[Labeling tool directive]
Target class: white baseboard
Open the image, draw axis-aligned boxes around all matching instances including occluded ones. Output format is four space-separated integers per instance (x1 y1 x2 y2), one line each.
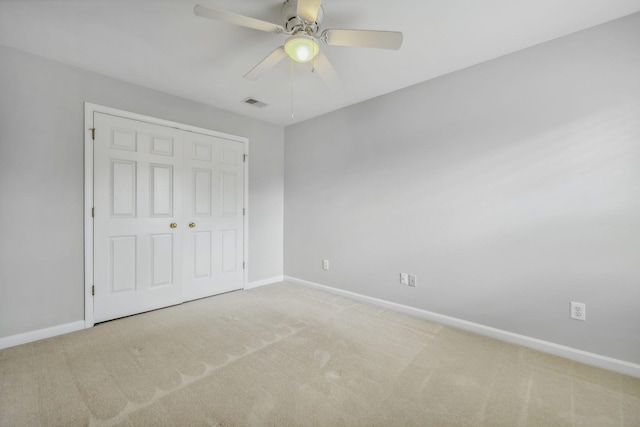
245 275 284 290
284 276 640 378
0 321 85 350
0 276 284 350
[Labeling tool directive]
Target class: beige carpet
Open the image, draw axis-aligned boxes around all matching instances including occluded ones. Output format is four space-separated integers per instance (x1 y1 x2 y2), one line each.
1 282 639 426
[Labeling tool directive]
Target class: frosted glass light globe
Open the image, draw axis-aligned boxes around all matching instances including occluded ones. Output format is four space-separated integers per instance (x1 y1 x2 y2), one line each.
284 35 320 63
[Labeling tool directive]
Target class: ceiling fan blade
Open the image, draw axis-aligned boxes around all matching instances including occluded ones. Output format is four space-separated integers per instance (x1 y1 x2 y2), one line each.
311 51 341 90
244 46 288 80
322 29 403 50
297 0 322 23
194 4 284 33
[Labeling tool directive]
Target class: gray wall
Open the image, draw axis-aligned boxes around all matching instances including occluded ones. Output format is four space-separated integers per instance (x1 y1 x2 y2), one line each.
0 45 284 338
285 13 640 364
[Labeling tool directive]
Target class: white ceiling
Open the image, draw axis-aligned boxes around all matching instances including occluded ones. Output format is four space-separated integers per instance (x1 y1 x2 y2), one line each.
1 0 639 126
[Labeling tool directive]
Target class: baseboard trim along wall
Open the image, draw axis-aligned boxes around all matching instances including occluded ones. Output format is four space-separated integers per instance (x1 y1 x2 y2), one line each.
283 276 640 378
245 276 285 290
0 276 284 350
3 279 637 378
0 321 85 350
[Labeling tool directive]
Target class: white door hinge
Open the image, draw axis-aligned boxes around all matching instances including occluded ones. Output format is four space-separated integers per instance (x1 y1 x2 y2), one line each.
243 154 248 162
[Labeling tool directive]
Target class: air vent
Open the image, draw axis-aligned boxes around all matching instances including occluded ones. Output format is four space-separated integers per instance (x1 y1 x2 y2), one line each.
242 97 268 108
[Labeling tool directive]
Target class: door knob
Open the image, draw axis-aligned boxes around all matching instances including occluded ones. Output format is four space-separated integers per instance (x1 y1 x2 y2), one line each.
189 222 196 228
170 222 177 229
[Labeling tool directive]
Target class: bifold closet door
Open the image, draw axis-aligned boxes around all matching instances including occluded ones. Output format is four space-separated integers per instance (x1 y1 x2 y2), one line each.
93 112 244 323
93 113 184 323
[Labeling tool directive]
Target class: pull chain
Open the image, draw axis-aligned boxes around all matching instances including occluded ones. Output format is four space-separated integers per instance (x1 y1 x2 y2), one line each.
290 59 295 119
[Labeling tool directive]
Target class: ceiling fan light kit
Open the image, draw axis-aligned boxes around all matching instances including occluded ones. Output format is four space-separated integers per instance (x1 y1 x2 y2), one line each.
284 34 319 63
194 0 403 81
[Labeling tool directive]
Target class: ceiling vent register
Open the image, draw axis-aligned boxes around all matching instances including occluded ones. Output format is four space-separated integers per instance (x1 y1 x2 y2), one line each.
242 97 268 107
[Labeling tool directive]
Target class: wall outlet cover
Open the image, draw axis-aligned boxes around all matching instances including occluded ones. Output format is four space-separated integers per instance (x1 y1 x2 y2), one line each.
409 275 416 287
400 273 409 285
570 301 586 321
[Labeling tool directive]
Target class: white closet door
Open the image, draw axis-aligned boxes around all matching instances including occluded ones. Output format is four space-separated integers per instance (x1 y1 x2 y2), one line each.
182 133 245 301
93 113 184 323
93 111 245 323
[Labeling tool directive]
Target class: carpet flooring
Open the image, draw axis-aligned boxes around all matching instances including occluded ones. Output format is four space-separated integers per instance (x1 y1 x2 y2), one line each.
1 282 639 426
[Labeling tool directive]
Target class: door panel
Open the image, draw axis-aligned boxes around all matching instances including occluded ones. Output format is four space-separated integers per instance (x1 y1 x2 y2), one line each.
110 160 136 217
151 234 173 286
149 164 174 217
150 136 174 156
193 231 212 278
221 230 237 273
221 171 238 216
109 235 136 293
110 128 137 151
193 169 212 216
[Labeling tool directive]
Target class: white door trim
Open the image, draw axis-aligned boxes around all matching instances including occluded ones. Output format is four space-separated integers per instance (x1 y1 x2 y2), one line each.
84 103 249 328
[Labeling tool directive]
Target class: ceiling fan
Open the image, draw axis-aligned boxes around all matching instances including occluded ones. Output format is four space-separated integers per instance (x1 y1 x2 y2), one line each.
194 0 403 83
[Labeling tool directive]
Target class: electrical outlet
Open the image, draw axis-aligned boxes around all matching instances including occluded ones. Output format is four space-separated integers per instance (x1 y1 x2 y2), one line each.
322 260 329 270
570 301 586 321
409 275 417 287
400 273 409 285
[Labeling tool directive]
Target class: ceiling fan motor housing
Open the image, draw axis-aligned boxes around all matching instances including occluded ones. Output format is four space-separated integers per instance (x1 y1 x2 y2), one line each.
281 0 324 35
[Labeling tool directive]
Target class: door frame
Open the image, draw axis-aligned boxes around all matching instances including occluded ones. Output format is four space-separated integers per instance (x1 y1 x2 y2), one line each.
83 103 249 328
